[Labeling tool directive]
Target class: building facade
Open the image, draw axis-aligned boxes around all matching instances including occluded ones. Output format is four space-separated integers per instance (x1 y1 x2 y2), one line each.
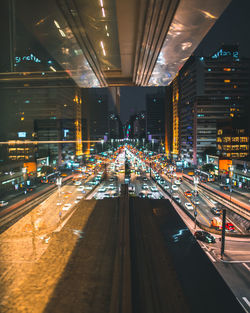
176 45 250 165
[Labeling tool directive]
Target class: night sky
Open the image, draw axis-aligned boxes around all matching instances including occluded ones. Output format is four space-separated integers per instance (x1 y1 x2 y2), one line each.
119 0 250 124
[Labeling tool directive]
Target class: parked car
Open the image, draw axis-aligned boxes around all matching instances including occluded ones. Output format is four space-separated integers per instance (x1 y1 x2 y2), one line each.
194 231 216 243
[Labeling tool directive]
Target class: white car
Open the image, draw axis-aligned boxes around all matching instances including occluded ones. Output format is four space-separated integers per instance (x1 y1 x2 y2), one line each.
76 195 83 200
150 186 158 192
74 181 81 185
185 202 193 210
77 186 84 191
174 180 181 185
164 185 170 189
62 203 72 211
98 187 106 192
0 200 8 207
172 185 178 191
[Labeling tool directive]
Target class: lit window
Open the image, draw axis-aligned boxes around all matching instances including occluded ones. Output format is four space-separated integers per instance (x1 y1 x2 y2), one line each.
217 129 223 135
21 117 24 121
224 79 231 83
233 85 237 88
223 68 231 71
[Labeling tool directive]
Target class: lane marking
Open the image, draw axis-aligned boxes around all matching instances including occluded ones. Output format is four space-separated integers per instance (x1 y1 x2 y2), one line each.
242 297 250 308
205 251 216 262
243 263 250 271
237 298 249 313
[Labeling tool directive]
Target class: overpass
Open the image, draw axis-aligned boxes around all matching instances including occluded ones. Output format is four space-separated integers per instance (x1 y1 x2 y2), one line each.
8 0 231 87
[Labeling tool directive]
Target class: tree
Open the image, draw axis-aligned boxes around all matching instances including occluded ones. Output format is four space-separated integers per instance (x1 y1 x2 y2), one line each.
41 165 54 175
201 163 215 172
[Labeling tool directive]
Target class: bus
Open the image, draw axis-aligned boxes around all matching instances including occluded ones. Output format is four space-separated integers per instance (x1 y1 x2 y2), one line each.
195 169 215 182
41 172 59 183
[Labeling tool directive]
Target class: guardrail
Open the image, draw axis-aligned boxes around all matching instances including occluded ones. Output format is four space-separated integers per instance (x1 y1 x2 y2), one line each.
0 175 73 218
182 174 250 221
151 176 250 237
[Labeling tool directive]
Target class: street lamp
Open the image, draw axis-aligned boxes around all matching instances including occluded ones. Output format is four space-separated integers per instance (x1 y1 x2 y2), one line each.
229 165 234 202
193 175 199 228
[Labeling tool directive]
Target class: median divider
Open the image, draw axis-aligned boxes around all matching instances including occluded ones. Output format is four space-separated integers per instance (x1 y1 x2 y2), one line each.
109 184 132 313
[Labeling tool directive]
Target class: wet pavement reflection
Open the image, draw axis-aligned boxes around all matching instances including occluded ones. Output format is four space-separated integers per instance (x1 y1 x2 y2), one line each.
0 185 96 312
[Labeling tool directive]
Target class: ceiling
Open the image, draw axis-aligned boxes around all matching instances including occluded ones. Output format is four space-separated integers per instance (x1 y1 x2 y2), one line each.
14 0 231 87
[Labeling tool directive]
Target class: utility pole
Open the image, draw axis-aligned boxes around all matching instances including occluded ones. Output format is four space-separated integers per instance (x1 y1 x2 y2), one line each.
221 209 226 259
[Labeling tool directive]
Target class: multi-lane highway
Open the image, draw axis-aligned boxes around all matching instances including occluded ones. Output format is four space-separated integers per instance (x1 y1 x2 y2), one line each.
0 147 249 312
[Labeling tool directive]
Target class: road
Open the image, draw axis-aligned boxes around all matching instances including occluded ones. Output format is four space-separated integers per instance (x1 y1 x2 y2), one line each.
0 148 249 312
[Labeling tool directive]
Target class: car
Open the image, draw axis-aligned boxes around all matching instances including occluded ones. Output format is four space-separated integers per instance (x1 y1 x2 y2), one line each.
150 186 158 192
98 187 106 192
139 192 146 198
62 203 71 211
74 181 81 186
219 184 230 191
184 191 192 197
185 202 193 210
194 231 215 243
192 197 200 205
142 184 148 190
76 195 83 200
210 207 221 216
172 185 178 191
146 193 153 199
0 200 8 207
174 180 181 185
175 197 181 203
77 186 84 191
164 185 170 190
225 222 235 232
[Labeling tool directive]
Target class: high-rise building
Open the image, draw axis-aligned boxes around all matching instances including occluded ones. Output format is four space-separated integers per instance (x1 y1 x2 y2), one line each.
82 89 109 141
0 78 80 165
216 118 249 159
176 45 250 165
146 94 165 142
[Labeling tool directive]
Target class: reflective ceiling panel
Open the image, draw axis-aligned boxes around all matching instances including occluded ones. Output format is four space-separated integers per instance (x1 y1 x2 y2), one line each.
15 0 101 87
148 0 231 86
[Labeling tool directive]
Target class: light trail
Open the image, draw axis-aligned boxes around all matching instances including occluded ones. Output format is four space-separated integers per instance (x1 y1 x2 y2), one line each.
0 140 102 145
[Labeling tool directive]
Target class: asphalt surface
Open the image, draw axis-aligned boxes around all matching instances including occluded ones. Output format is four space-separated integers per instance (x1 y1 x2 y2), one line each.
0 149 249 312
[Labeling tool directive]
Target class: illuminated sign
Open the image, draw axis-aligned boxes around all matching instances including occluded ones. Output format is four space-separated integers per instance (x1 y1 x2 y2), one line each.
15 53 41 64
211 49 239 59
18 132 26 138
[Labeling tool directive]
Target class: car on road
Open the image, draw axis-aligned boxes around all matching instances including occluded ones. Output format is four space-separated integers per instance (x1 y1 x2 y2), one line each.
184 191 192 197
191 197 200 205
210 207 221 216
173 194 181 203
142 184 148 190
77 186 85 191
0 200 8 207
194 231 215 243
225 222 235 232
164 184 170 190
174 180 181 185
98 187 106 192
62 203 71 211
185 202 193 210
172 185 178 191
151 186 158 192
219 184 230 191
139 192 146 198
